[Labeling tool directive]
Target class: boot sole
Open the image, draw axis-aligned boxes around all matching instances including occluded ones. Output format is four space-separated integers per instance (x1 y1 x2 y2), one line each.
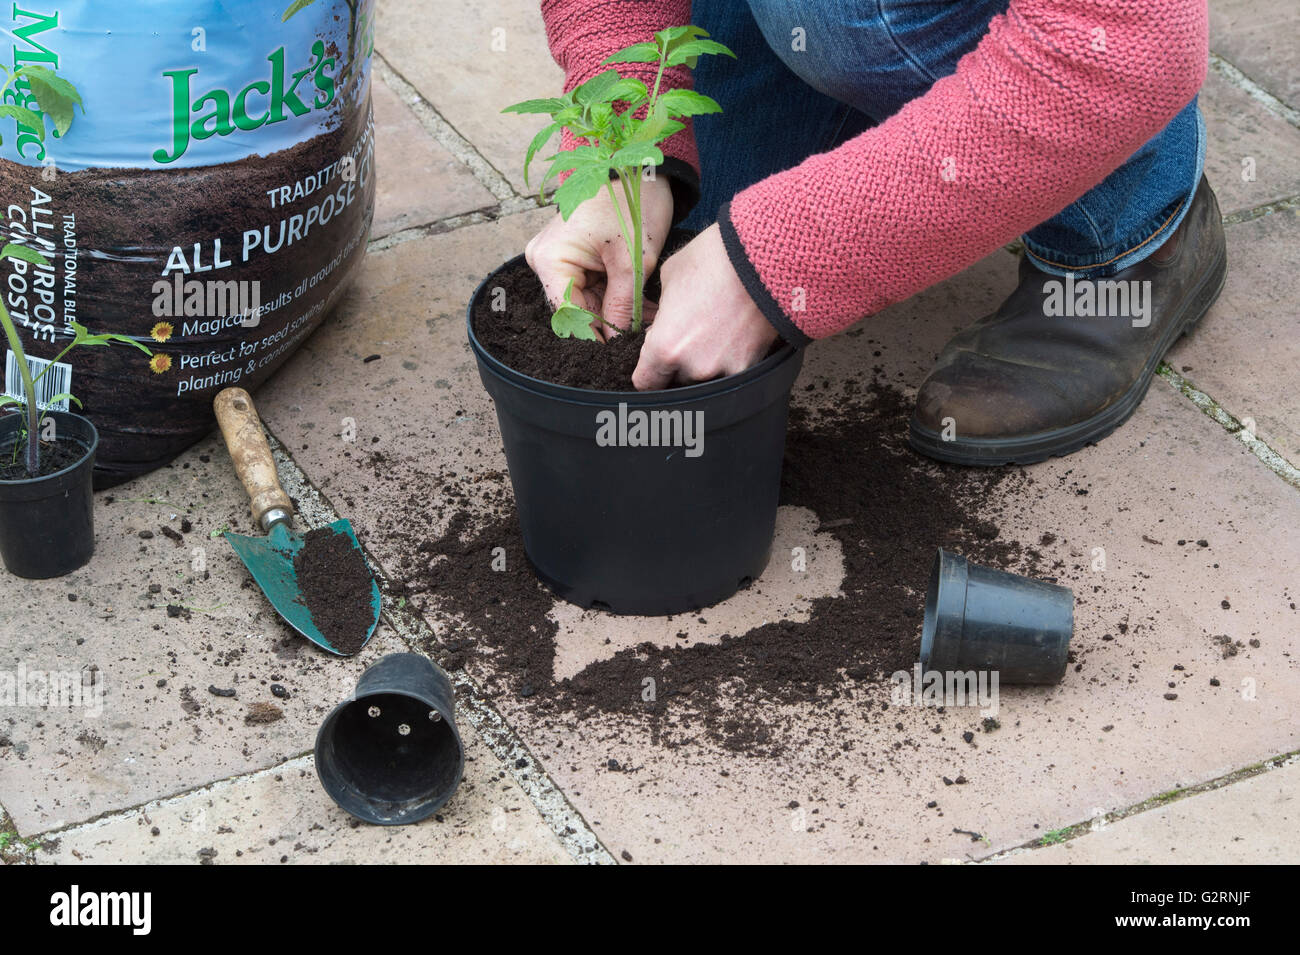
908 239 1228 467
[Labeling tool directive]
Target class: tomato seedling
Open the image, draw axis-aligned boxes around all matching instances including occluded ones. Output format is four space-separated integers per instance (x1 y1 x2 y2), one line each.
504 25 734 341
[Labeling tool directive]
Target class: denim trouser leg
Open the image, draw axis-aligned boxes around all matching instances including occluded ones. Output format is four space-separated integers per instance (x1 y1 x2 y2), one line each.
682 0 874 234
686 0 1205 279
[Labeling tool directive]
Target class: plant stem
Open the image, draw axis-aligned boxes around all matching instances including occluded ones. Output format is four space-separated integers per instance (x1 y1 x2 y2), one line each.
0 302 38 475
650 43 668 103
609 171 647 333
605 179 635 271
628 170 645 333
30 336 76 390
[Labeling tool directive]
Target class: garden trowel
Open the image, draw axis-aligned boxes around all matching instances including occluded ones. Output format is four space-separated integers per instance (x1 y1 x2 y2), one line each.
213 387 380 656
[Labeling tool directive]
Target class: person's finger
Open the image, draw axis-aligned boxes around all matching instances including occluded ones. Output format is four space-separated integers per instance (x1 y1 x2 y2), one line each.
632 323 679 391
536 256 589 313
598 254 637 333
527 236 600 312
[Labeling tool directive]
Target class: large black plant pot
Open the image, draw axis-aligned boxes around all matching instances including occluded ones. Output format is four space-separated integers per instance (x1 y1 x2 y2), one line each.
468 254 804 615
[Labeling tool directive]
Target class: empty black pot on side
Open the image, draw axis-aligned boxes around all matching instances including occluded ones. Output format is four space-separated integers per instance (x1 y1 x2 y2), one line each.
315 653 464 826
921 549 1074 684
0 411 98 579
467 254 805 616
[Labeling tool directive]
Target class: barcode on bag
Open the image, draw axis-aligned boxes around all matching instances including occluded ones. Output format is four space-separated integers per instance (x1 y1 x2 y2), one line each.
4 350 73 412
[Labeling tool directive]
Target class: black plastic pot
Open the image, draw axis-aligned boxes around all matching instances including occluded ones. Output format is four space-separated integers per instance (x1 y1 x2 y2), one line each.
467 254 804 615
0 411 98 579
315 653 464 826
921 549 1074 684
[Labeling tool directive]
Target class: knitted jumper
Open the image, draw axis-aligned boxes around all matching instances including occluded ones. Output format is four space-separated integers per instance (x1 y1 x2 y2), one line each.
540 0 1208 344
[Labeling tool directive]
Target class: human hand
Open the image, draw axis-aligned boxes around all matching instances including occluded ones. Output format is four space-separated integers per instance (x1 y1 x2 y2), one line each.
632 224 779 389
524 174 674 338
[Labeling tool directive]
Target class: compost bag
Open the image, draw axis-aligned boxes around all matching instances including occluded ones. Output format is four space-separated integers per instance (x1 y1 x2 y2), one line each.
1 0 376 486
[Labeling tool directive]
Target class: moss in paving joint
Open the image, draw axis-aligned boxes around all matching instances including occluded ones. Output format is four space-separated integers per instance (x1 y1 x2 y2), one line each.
1221 193 1300 226
1008 749 1300 857
1157 363 1300 492
1039 828 1071 846
1208 51 1300 131
0 808 43 864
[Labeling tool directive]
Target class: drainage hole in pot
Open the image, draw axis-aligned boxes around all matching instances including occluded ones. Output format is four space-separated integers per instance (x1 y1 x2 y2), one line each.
397 723 411 736
428 710 442 723
367 705 381 718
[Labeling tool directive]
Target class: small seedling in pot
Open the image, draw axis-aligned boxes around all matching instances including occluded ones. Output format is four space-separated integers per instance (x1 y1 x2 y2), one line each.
1 245 152 476
504 25 734 340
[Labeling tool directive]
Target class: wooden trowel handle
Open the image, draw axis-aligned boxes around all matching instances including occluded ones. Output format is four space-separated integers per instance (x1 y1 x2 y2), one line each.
214 387 293 530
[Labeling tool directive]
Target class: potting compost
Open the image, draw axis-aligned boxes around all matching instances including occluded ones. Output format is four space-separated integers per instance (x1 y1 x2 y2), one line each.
293 525 378 656
0 1 376 487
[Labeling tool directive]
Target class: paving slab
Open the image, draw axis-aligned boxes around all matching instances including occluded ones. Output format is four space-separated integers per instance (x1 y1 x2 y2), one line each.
370 73 497 238
1168 208 1300 468
1201 70 1300 217
39 745 570 865
998 758 1300 864
0 428 528 841
251 209 1299 863
375 0 561 195
0 437 414 834
1210 0 1300 109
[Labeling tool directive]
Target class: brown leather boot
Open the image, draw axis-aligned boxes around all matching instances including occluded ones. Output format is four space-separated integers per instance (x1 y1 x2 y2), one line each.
909 176 1227 465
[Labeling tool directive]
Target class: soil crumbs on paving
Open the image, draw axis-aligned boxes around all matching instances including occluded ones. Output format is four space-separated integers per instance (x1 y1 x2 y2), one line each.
388 378 1046 756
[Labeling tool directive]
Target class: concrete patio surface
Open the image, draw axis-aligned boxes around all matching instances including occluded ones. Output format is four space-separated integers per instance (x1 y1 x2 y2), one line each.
2 0 1297 865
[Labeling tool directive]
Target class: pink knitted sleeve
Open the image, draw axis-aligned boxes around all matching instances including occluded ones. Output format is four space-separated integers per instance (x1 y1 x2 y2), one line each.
540 0 700 216
717 0 1209 344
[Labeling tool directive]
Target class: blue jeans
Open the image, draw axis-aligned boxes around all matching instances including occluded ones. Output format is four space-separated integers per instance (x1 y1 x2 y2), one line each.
682 0 1206 278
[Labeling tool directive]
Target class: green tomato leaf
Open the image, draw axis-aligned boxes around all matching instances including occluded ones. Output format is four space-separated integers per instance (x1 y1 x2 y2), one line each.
541 145 610 186
551 279 601 341
605 78 649 106
0 395 19 409
574 70 622 106
589 101 615 132
18 65 83 137
654 26 700 50
610 143 663 168
551 304 601 341
0 104 44 140
41 392 82 409
551 164 613 220
282 0 317 21
603 42 660 65
502 97 569 116
78 331 153 355
523 122 560 188
665 38 736 68
1 243 50 267
658 89 723 118
629 99 685 146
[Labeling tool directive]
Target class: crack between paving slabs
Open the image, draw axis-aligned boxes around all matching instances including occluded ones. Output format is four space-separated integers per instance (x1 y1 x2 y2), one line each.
1156 364 1300 492
978 749 1300 862
373 53 520 202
